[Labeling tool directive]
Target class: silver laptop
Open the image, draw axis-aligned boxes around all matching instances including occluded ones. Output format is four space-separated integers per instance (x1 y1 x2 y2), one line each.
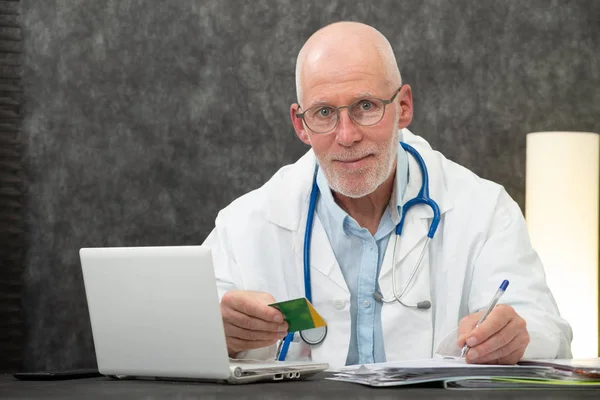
79 245 328 384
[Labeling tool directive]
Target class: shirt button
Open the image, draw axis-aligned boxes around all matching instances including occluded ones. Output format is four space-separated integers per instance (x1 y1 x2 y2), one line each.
333 299 346 310
362 300 371 308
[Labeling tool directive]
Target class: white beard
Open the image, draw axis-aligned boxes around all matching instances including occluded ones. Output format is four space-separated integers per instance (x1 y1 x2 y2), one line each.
319 128 399 199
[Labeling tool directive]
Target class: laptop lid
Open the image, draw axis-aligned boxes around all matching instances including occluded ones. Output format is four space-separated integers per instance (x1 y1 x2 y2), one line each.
80 245 231 380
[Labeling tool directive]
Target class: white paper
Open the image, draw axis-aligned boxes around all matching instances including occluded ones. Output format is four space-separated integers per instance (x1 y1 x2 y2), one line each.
332 356 529 373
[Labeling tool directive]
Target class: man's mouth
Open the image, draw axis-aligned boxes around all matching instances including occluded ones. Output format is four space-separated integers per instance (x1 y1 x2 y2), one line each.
332 154 373 168
334 154 372 163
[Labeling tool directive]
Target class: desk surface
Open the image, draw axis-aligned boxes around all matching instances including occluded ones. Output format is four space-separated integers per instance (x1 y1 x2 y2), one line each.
1 373 599 399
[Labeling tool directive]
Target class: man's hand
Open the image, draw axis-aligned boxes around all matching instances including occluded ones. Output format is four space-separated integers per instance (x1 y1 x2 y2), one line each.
220 290 288 357
457 304 530 364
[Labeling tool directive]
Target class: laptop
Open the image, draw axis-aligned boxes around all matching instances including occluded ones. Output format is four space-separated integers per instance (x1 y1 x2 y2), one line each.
79 245 328 384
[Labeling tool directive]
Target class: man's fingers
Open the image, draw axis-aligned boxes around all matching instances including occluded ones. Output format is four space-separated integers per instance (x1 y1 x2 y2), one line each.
220 290 287 356
466 327 518 363
468 317 526 359
464 305 513 348
456 312 482 347
227 337 280 354
224 323 288 342
222 307 288 333
495 346 528 365
250 291 279 305
467 334 528 365
461 305 530 365
222 291 284 323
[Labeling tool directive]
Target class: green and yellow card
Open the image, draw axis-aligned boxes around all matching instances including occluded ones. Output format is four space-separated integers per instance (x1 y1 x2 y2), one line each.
269 297 327 332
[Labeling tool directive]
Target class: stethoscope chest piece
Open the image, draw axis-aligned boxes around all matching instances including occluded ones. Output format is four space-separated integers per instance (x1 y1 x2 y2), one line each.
299 326 327 346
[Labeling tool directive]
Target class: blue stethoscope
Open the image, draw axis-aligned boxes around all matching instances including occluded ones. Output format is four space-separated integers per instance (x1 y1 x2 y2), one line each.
277 141 441 361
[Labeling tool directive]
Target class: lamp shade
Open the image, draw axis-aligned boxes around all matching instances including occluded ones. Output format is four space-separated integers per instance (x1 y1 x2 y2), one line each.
525 131 599 358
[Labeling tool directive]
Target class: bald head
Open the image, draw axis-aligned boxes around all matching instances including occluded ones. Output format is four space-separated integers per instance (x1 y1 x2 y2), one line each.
295 22 402 105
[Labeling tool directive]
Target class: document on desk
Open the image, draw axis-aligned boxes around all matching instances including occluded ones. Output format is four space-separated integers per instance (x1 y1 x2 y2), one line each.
328 357 600 389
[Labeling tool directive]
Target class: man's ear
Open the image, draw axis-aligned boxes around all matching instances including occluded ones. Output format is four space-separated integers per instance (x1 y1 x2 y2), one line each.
290 103 311 145
396 84 414 129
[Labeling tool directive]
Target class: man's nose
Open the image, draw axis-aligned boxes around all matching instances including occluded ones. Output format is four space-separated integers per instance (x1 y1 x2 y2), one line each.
335 108 362 147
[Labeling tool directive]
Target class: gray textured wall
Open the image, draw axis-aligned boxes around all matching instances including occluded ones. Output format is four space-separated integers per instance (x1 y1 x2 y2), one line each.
21 0 600 370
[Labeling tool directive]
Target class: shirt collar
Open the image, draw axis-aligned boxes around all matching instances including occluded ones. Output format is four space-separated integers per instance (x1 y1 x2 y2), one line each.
316 140 409 235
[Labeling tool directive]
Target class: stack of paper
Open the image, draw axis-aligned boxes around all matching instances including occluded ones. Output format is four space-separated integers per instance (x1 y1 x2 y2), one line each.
328 358 600 389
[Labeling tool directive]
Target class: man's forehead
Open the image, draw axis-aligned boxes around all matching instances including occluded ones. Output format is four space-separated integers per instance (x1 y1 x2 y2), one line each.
300 67 389 105
302 64 384 98
303 42 384 73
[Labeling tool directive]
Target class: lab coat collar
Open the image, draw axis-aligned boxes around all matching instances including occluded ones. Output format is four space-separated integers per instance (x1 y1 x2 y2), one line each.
264 149 315 232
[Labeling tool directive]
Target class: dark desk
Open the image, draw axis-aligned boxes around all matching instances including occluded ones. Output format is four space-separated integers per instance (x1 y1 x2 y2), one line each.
1 374 599 400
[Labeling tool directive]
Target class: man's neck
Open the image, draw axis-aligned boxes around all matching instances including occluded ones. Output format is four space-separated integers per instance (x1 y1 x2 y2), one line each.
333 171 396 236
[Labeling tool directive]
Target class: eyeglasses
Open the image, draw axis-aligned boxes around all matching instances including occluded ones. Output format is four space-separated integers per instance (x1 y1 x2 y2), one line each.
296 87 401 134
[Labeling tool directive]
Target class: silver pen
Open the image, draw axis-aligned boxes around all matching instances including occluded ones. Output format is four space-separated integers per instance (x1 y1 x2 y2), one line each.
460 279 510 358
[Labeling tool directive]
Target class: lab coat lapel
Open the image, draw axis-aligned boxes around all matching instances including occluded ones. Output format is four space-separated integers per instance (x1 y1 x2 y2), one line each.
380 232 435 359
379 217 429 281
301 215 349 293
377 142 436 358
270 150 347 293
379 129 454 280
379 149 430 281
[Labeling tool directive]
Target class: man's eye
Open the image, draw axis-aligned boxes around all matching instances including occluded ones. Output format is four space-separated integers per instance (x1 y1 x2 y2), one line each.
317 108 333 117
359 100 373 110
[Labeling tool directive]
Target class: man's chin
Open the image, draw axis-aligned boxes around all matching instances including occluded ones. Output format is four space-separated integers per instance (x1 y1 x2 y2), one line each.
330 164 370 177
336 188 373 199
330 178 378 199
334 185 378 199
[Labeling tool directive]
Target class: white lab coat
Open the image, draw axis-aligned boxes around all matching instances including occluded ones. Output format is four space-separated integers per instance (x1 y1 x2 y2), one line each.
203 129 572 369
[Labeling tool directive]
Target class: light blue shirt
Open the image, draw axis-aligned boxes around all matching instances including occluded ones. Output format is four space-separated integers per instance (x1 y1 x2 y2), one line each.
315 142 409 365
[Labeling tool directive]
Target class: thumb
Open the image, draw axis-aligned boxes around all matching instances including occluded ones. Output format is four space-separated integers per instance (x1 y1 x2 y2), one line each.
456 312 482 347
250 291 277 305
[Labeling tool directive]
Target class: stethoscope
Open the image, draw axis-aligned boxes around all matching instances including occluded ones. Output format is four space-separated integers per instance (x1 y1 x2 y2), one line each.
277 141 441 361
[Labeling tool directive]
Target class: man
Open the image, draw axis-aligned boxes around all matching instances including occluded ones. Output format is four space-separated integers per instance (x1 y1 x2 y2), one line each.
203 22 572 368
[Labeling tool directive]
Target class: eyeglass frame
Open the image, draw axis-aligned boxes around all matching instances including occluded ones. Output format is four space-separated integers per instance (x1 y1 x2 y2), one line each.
295 87 403 134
